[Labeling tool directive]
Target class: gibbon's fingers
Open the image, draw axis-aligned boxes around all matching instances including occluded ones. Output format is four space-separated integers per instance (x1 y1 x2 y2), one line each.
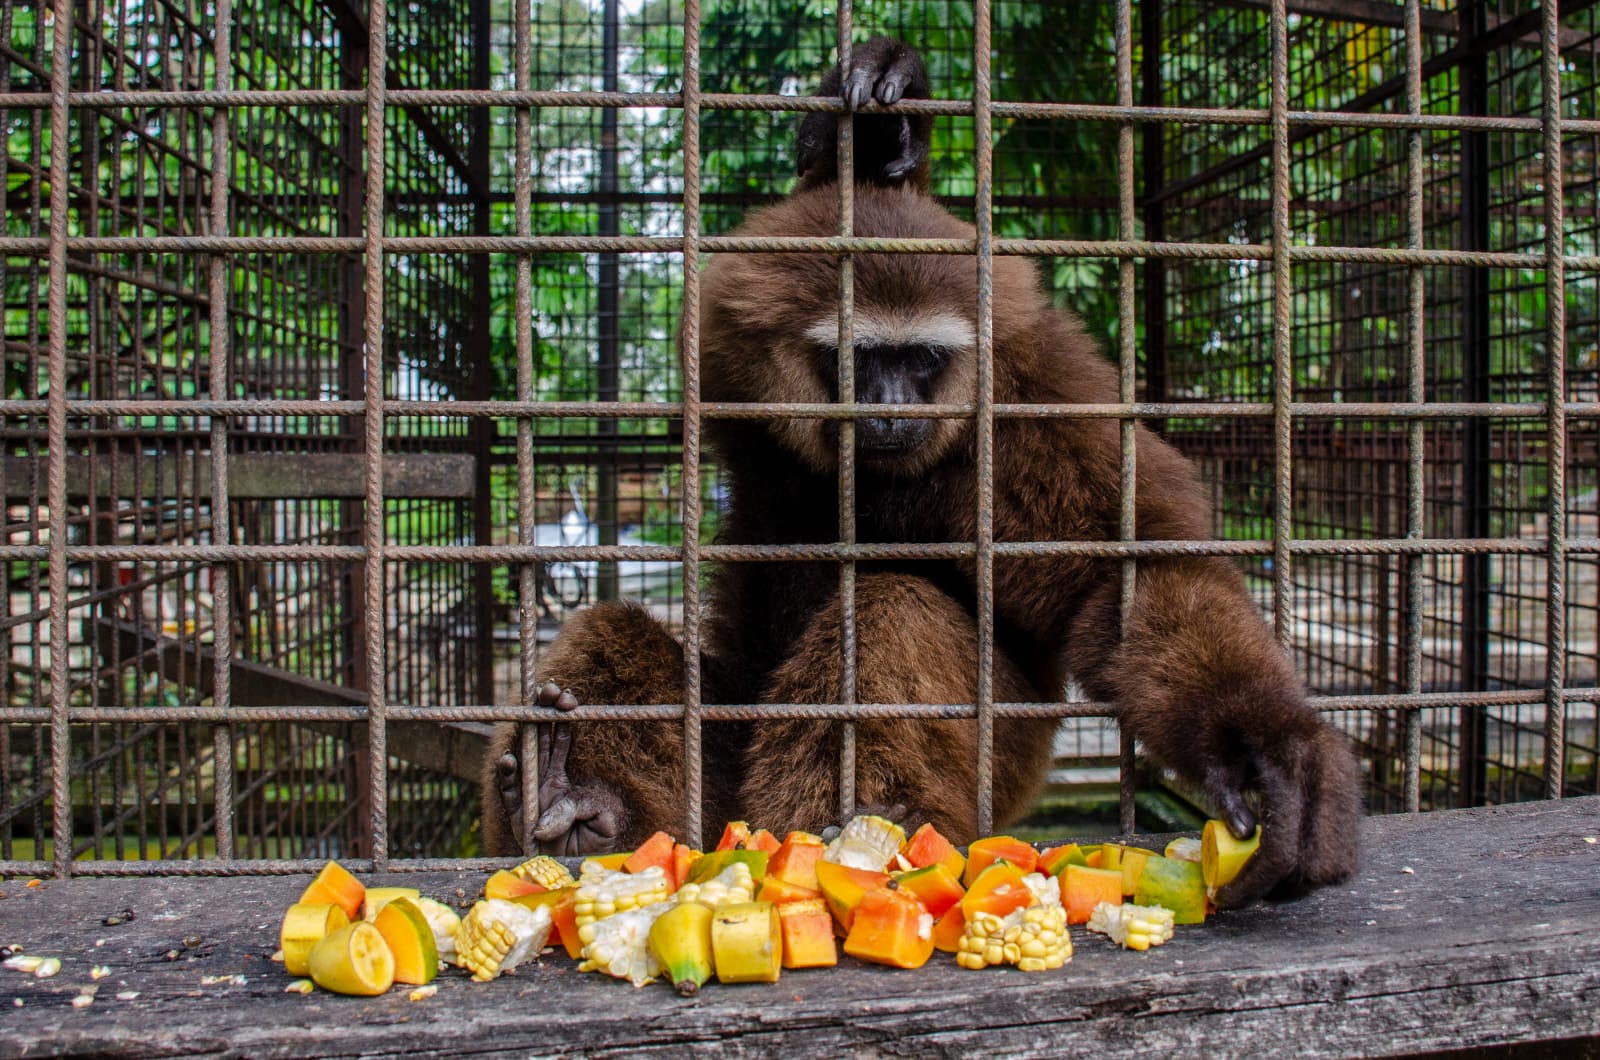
841 64 875 111
495 752 527 854
533 796 577 845
535 680 579 712
1201 760 1258 841
1213 752 1306 909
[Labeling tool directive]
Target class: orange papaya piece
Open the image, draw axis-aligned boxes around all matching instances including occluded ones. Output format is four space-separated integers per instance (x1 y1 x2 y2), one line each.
1063 863 1123 925
814 860 890 932
962 835 1038 886
901 823 965 881
891 863 965 919
959 861 1033 919
843 887 934 970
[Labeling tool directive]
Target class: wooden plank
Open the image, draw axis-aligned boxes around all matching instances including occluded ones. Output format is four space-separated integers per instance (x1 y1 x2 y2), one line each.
1 798 1596 1057
1 453 476 500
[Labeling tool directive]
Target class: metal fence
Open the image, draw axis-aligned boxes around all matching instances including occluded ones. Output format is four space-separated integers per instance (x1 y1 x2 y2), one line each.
2 0 1596 875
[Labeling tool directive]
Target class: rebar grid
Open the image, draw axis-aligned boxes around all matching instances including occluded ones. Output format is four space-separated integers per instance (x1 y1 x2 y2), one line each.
2 0 1594 877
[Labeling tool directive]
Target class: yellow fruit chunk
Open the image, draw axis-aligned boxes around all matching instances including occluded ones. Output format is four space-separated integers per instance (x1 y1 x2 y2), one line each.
300 861 365 920
362 887 421 921
279 902 349 977
1202 819 1262 893
308 921 396 997
373 898 438 986
648 901 715 996
711 902 782 984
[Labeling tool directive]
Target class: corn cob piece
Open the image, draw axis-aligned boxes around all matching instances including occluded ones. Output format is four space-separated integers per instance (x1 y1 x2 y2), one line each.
1163 837 1202 863
415 897 462 966
573 866 672 932
456 898 552 982
1086 901 1175 951
956 902 1071 972
824 815 906 872
513 855 576 891
1022 871 1062 909
674 862 754 908
578 904 669 987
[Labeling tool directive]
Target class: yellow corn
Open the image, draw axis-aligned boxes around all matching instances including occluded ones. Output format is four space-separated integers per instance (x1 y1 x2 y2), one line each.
573 866 671 932
956 875 1071 972
512 855 576 890
457 898 552 982
674 863 754 908
577 905 667 987
1086 901 1175 951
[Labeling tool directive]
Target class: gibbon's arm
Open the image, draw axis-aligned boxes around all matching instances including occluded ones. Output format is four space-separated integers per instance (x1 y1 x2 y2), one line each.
796 36 932 192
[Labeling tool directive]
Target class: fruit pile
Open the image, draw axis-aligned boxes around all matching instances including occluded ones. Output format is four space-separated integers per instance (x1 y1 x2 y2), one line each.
274 816 1259 996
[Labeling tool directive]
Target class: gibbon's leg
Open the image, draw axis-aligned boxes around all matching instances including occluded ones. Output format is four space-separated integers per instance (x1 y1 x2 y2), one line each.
481 602 688 856
738 572 1056 844
1064 557 1364 907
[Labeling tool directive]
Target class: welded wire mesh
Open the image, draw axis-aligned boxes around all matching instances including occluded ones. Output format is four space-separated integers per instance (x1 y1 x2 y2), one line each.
1 0 1596 876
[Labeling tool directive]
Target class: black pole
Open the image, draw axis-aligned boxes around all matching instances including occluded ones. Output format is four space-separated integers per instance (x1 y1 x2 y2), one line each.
1140 0 1167 414
595 0 621 603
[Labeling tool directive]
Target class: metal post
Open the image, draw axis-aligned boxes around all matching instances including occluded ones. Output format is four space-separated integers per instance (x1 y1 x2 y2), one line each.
595 0 621 604
469 0 497 705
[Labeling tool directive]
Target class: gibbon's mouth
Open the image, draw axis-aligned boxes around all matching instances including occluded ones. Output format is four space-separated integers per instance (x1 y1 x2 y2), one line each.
856 416 935 455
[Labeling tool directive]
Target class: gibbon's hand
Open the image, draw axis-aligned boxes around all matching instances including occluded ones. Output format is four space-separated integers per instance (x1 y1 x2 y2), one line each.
797 36 932 189
1191 705 1363 908
492 682 625 856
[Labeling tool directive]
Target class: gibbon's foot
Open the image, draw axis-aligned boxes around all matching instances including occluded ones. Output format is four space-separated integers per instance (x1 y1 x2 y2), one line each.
493 684 625 856
838 37 927 111
797 36 931 189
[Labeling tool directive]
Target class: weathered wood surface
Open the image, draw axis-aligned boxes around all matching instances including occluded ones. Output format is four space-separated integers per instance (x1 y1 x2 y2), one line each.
1 798 1596 1059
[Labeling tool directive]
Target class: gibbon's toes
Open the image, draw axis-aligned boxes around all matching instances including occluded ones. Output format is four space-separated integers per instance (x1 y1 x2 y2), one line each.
495 751 528 854
528 722 627 855
535 681 580 712
843 37 930 109
841 65 875 111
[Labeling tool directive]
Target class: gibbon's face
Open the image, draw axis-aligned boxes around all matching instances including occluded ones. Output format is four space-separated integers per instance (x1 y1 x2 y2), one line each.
697 185 988 479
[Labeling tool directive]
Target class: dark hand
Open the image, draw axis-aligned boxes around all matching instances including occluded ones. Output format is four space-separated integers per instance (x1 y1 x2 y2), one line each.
493 682 626 856
1195 711 1363 908
797 36 932 190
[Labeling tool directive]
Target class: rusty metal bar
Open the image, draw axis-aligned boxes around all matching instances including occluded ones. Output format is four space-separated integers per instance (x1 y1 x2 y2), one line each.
974 0 997 837
1115 0 1140 837
1269 0 1294 647
1540 0 1567 799
834 7 859 822
362 0 390 867
45 0 74 880
680 0 706 848
208 0 237 859
1401 0 1425 814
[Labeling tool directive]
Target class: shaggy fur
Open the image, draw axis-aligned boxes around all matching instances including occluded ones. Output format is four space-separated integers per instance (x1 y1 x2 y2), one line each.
483 39 1362 906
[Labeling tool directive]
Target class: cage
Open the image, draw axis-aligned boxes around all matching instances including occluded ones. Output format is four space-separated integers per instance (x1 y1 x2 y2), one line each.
1 0 1595 872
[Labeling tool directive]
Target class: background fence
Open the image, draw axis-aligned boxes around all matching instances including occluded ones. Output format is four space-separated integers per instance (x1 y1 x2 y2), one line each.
2 0 1595 872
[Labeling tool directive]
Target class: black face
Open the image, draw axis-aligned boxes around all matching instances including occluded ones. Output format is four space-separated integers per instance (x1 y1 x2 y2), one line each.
821 343 949 459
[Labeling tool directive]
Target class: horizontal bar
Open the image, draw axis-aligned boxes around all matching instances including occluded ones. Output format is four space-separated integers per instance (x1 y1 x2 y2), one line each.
3 536 1593 565
0 453 475 500
6 399 1594 421
0 86 1594 135
3 234 1597 269
0 688 1569 728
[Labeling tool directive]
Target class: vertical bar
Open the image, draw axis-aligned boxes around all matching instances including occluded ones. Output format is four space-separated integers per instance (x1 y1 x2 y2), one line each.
469 0 497 709
208 0 237 860
595 0 621 605
680 0 706 848
1115 0 1139 836
363 0 390 868
46 0 74 879
1539 0 1567 799
1401 0 1425 813
835 4 858 823
1268 0 1294 649
1457 0 1491 807
513 0 541 856
973 0 997 837
1140 0 1168 420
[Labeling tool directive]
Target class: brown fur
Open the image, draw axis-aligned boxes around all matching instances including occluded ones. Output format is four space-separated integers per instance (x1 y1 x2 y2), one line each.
485 57 1362 896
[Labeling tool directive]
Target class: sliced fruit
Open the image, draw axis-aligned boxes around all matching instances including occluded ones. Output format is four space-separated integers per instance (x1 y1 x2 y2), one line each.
901 822 965 882
814 861 891 932
1202 820 1261 893
1062 864 1124 925
756 875 820 905
485 869 544 902
776 899 837 969
308 921 395 996
647 901 714 996
372 898 438 986
1098 844 1127 871
843 887 934 970
962 835 1038 886
676 863 756 908
362 886 421 921
581 851 632 873
685 849 767 886
784 830 824 845
1164 836 1203 862
715 821 754 852
280 902 349 977
299 860 365 921
1133 855 1207 924
550 887 583 959
671 843 700 891
959 861 1033 919
624 830 678 880
510 884 573 917
1119 846 1155 897
767 835 827 890
711 901 782 983
1037 843 1087 877
415 897 461 967
931 906 967 953
891 863 965 920
746 828 782 855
